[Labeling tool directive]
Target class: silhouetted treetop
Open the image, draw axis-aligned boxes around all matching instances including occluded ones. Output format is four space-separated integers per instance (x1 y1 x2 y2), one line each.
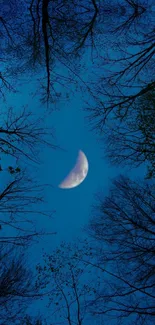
85 174 155 323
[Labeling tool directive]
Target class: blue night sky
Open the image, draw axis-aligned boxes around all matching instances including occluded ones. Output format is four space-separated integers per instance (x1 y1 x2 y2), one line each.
1 2 154 323
4 77 146 263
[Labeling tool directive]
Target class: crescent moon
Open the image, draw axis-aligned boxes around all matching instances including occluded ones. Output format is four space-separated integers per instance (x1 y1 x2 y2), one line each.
58 150 89 189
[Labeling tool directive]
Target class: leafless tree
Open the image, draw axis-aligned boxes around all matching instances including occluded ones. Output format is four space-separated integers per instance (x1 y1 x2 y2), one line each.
86 0 155 128
1 0 154 105
84 175 155 324
0 106 58 164
0 167 56 246
0 242 43 325
0 0 100 102
0 105 57 246
100 88 155 179
35 241 99 324
0 0 27 98
102 0 147 34
21 0 100 102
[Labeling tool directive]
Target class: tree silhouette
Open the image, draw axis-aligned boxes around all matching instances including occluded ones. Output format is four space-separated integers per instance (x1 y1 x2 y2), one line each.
0 168 55 246
87 0 155 128
0 104 56 246
28 0 98 97
102 88 155 179
85 175 155 324
1 0 154 104
0 0 26 98
36 241 99 324
0 243 42 325
0 106 57 163
111 0 146 33
0 0 100 102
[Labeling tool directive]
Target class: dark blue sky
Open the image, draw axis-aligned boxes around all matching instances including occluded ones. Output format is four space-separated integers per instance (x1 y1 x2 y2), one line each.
2 41 148 325
1 1 154 324
4 77 146 264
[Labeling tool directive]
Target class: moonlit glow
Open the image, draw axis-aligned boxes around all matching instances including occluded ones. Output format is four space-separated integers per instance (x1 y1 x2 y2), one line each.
58 150 89 189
